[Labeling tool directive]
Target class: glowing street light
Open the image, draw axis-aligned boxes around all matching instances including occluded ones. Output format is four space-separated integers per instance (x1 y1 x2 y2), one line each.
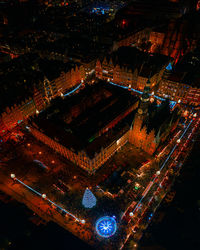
150 97 154 102
193 113 197 118
156 171 160 176
81 219 85 224
129 212 133 217
10 173 15 179
42 194 46 199
178 99 181 103
38 151 42 155
51 160 55 164
177 139 181 144
27 143 30 147
36 109 39 114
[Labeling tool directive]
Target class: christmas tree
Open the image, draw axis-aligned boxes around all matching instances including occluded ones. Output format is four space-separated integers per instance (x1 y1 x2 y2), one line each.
82 188 97 208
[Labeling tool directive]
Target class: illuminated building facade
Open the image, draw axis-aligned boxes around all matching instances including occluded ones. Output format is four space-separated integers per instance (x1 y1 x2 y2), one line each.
156 54 200 106
96 47 169 91
157 78 200 106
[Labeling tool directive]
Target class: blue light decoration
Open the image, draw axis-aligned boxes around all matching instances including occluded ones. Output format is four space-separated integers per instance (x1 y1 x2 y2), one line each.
166 62 172 71
108 81 176 110
82 188 97 208
63 83 82 97
95 216 117 238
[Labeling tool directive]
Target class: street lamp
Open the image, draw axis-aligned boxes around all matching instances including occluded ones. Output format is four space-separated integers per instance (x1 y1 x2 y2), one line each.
10 173 15 179
81 219 85 224
178 99 181 103
150 97 154 102
27 143 30 147
193 113 197 118
156 171 160 176
129 212 134 217
39 151 42 155
42 194 46 199
177 139 181 144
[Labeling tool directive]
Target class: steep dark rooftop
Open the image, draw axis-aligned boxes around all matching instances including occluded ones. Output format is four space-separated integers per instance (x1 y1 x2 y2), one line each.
30 80 138 158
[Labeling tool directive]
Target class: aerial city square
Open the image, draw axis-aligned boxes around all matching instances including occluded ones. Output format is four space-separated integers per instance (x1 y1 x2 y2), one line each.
0 0 200 250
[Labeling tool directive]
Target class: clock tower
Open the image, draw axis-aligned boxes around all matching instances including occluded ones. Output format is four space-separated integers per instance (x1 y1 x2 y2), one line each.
137 78 151 116
129 78 151 148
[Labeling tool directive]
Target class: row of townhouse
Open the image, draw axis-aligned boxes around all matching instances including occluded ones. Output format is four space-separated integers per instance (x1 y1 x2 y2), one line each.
0 65 85 134
96 55 167 91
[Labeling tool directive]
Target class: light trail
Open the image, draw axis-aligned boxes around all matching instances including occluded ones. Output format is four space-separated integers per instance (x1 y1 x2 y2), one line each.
12 177 84 222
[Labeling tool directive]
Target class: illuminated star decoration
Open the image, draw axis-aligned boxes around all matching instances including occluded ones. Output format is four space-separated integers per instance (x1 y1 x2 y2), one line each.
96 216 117 238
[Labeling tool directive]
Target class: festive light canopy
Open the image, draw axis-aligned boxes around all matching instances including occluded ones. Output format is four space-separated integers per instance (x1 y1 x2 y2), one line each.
95 216 117 238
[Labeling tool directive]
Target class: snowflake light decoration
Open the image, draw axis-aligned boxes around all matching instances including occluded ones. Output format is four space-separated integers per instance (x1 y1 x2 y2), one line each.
95 216 117 238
